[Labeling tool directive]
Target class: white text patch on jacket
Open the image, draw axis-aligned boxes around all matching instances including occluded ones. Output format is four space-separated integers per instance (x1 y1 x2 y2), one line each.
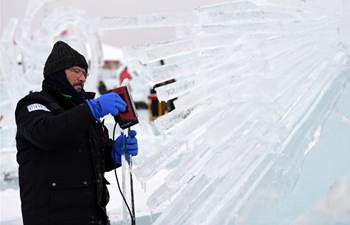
27 103 51 112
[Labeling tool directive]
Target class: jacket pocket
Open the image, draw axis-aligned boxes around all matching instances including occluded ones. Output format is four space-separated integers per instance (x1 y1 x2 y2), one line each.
48 177 93 220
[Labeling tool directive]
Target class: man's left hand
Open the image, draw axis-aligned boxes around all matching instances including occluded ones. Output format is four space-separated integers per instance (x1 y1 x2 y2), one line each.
112 130 138 165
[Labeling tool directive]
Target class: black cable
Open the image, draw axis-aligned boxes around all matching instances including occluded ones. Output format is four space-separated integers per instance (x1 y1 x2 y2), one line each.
114 170 134 222
113 123 135 225
112 123 117 140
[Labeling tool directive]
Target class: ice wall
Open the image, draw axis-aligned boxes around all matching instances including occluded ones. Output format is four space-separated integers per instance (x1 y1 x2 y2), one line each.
112 1 350 224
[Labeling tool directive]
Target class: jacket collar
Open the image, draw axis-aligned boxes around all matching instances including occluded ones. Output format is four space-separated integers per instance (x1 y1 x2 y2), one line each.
85 92 96 100
43 83 96 109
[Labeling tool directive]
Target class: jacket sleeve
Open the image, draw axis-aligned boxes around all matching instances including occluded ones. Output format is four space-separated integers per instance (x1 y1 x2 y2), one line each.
15 100 96 150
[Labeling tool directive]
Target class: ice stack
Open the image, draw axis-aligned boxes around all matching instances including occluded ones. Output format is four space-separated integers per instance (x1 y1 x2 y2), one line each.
101 1 349 224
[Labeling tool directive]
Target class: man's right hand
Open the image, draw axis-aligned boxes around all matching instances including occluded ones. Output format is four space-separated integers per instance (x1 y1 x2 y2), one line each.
86 92 127 120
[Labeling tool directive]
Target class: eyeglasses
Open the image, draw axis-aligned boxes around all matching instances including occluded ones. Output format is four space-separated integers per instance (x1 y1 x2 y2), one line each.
69 67 88 78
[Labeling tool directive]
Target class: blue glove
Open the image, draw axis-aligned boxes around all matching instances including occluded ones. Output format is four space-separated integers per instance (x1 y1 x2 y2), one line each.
125 130 138 161
86 92 127 120
112 130 138 165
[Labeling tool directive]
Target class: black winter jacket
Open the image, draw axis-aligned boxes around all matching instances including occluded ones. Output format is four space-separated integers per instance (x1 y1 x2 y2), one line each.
15 88 119 225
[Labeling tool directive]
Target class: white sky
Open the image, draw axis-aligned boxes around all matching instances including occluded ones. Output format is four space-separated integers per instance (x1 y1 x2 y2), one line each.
0 0 221 47
1 0 349 47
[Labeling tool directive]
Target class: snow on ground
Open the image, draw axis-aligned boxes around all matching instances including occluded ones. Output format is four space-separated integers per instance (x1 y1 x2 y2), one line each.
0 189 21 224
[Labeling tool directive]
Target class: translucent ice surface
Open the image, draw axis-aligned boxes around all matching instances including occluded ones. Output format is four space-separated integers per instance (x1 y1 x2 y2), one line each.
125 1 350 225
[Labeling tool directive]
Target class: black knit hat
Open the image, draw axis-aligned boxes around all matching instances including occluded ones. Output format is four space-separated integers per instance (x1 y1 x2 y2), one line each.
43 41 88 77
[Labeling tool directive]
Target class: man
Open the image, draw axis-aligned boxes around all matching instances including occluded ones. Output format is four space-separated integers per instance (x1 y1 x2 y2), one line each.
15 41 138 225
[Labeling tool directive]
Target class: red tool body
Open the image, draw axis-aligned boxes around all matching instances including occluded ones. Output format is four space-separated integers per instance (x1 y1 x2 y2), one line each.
111 86 139 129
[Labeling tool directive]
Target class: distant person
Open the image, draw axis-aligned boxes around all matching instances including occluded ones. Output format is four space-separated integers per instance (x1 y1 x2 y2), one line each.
15 41 139 225
0 115 3 129
119 66 132 85
98 80 108 94
148 79 177 120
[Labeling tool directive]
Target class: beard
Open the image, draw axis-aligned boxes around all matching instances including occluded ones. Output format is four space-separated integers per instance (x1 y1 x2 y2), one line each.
73 82 84 92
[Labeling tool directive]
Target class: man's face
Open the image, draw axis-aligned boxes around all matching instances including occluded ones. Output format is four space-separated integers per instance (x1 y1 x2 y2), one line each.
65 66 87 92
